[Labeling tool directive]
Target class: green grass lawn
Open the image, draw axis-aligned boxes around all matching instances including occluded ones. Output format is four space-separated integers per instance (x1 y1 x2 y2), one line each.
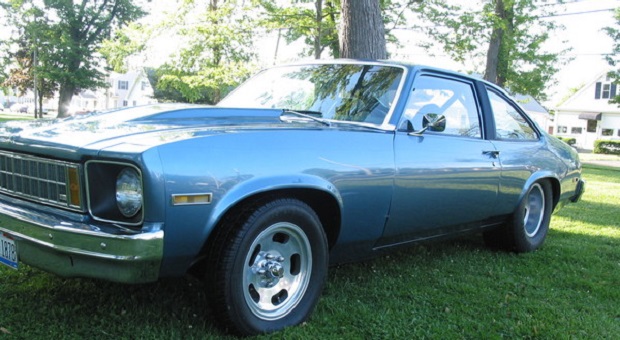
1 165 618 339
0 113 36 122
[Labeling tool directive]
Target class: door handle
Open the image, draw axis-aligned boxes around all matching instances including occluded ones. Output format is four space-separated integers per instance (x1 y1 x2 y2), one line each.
483 150 500 158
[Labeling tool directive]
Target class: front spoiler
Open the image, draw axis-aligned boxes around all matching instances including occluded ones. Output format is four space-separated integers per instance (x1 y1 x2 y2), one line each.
0 195 163 284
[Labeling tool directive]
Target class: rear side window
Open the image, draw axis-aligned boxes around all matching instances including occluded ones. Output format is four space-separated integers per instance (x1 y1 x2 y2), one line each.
487 90 538 140
402 75 481 138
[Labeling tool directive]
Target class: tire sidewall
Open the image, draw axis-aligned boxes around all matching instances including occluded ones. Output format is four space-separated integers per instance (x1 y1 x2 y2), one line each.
225 199 328 335
512 181 553 252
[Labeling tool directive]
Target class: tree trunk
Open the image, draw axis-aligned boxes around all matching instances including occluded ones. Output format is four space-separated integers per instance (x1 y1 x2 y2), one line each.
314 0 323 59
57 83 75 118
37 90 44 119
339 0 387 59
484 0 514 88
484 0 504 85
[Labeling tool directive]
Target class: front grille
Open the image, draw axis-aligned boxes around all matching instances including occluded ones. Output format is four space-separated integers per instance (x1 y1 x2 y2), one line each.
0 151 83 211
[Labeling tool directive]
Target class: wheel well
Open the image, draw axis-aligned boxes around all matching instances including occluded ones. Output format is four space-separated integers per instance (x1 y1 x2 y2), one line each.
238 189 341 248
189 188 340 278
540 177 561 209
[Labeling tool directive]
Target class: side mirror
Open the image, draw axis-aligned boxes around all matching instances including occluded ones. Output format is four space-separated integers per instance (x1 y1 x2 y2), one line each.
423 113 446 132
409 114 446 136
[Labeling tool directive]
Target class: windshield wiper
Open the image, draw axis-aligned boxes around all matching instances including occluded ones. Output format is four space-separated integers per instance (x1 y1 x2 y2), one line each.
281 109 331 127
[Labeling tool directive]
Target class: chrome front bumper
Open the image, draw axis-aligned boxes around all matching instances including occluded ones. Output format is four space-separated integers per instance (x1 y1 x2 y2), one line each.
0 196 163 283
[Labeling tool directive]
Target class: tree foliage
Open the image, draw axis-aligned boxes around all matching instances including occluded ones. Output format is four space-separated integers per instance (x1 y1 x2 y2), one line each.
2 32 57 117
604 7 620 105
104 0 258 104
2 0 146 118
417 0 567 101
157 0 257 104
256 0 340 59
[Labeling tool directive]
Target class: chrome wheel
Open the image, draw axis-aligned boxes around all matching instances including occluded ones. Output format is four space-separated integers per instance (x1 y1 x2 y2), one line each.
523 183 545 237
206 198 328 335
243 222 313 320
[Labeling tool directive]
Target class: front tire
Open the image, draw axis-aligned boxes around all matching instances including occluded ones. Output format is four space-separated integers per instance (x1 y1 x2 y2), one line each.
206 198 328 335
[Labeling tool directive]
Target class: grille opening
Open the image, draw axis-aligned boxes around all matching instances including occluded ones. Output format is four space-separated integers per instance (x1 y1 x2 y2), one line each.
0 151 83 211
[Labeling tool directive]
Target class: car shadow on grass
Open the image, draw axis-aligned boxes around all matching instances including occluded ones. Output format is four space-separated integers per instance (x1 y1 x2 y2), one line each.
0 266 240 339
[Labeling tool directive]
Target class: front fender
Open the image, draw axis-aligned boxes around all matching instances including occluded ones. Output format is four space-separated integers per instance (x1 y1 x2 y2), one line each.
206 174 344 233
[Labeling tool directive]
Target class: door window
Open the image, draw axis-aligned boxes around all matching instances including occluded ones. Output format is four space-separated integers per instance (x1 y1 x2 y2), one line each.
402 75 482 138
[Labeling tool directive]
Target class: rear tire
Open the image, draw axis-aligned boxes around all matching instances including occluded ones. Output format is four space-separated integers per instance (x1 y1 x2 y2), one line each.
484 181 553 253
206 198 328 335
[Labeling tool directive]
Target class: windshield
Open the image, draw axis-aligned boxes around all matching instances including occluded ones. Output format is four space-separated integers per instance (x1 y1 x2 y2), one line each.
218 64 404 125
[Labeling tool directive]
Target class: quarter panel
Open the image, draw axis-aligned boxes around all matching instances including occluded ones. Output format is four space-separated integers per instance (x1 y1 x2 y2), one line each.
491 139 568 214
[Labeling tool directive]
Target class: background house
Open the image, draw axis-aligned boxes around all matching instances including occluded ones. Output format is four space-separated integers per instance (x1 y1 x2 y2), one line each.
65 69 157 114
553 72 620 150
105 71 156 109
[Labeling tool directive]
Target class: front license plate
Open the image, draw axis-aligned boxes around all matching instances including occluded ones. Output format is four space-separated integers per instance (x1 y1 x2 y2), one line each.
0 233 18 269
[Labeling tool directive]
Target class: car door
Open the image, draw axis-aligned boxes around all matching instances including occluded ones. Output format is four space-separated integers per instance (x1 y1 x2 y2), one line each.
378 73 501 246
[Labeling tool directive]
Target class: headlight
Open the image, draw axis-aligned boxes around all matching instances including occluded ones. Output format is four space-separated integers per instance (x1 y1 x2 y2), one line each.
116 168 143 218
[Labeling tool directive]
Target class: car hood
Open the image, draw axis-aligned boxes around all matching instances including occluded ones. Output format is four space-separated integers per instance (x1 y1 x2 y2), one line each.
0 104 286 155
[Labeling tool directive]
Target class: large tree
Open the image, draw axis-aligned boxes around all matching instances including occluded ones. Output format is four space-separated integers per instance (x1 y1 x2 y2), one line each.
604 7 620 105
2 0 145 118
339 0 387 59
417 0 566 100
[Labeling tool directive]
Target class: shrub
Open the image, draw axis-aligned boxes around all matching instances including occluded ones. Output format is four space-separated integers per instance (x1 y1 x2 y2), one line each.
557 137 576 146
593 140 620 155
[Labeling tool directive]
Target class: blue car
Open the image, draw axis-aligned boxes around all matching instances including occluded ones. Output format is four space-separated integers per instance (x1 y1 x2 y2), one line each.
0 60 584 335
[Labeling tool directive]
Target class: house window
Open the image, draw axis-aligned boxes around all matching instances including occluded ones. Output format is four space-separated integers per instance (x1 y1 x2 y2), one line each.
557 126 567 134
595 81 617 99
602 128 614 136
571 127 582 134
141 81 148 91
602 84 611 99
587 120 597 133
118 80 129 90
122 100 128 107
617 130 620 137
133 100 137 106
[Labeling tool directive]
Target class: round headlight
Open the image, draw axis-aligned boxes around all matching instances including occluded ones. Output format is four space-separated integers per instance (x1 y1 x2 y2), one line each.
116 168 143 218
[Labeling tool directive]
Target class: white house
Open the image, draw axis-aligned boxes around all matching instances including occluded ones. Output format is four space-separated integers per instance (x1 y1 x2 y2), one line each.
553 72 620 150
105 70 156 109
67 70 156 114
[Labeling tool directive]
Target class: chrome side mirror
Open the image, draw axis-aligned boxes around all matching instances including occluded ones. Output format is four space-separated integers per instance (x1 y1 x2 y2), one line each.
409 114 446 136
